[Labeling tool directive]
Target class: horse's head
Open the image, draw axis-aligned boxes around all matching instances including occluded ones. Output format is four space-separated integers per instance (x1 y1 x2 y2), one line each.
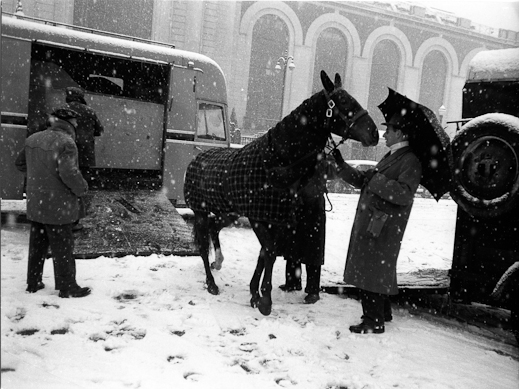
320 71 379 147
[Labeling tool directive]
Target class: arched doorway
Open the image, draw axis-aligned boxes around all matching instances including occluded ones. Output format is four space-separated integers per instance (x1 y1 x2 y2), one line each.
363 39 401 161
244 14 289 134
312 28 348 94
419 50 447 116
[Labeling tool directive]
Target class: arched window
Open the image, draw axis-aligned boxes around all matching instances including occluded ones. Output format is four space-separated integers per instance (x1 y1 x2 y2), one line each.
312 28 348 94
244 15 289 133
361 40 400 160
419 51 447 116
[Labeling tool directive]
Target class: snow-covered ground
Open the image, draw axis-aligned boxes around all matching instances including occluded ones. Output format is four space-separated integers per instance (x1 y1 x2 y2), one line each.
1 194 518 388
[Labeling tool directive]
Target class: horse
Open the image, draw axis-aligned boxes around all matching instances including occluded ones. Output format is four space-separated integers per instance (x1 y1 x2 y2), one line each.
184 70 379 315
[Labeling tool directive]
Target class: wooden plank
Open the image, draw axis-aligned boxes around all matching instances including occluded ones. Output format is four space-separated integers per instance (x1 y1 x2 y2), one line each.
73 190 197 258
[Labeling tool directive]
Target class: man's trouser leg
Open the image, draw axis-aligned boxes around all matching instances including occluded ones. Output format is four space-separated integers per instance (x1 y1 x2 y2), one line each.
360 289 385 325
384 295 393 321
285 257 302 288
305 264 321 294
45 224 77 290
27 221 49 285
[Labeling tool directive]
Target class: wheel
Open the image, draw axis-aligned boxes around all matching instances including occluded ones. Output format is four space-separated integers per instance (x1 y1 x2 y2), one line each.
450 113 519 219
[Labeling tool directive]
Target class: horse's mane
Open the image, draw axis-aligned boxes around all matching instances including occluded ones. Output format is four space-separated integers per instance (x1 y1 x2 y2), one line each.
266 90 329 163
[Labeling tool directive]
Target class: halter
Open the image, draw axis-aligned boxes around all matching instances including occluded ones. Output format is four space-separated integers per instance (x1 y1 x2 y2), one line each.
322 88 369 139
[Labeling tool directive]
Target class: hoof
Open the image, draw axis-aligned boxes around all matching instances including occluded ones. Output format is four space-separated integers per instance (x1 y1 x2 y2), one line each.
250 296 259 308
210 262 222 271
207 284 219 295
258 297 272 316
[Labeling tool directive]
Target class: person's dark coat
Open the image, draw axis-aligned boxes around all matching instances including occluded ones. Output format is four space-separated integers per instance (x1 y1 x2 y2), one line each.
338 147 422 295
65 87 104 168
15 119 88 225
285 159 330 266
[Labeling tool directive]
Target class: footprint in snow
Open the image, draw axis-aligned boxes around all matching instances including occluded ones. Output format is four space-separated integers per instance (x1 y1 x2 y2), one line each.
167 355 184 364
88 320 146 346
183 372 202 381
238 342 257 353
7 307 26 323
227 328 247 336
41 302 59 309
275 377 297 387
16 328 39 336
113 290 141 301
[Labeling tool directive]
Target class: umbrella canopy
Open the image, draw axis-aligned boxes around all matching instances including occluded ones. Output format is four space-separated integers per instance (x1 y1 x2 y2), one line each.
378 88 453 201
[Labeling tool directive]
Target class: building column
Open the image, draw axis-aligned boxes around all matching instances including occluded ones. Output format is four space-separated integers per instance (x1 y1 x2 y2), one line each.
349 55 371 107
232 31 253 129
402 65 421 100
286 44 312 113
151 0 174 43
184 0 204 53
445 74 466 138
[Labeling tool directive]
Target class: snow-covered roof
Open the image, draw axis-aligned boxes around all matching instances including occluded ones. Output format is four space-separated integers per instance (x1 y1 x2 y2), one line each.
2 14 221 72
467 48 519 82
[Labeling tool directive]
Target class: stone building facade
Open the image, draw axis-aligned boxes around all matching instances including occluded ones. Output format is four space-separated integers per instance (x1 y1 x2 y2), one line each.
4 0 518 159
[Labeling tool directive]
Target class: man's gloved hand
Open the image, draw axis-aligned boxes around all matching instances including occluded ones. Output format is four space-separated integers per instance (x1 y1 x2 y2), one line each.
364 169 377 182
331 148 345 166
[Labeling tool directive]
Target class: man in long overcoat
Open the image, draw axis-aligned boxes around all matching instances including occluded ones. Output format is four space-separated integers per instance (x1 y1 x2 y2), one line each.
15 105 92 298
332 112 422 334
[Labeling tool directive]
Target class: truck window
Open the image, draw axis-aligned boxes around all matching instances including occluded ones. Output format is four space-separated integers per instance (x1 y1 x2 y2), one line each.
197 103 226 141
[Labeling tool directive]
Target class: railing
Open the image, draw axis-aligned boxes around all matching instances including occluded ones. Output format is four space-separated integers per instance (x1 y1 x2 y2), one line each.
3 12 175 49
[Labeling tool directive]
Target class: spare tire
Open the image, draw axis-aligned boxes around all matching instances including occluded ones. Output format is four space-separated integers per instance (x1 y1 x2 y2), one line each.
451 113 519 218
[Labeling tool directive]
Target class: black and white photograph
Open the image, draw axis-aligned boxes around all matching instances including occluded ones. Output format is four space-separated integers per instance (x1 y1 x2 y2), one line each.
1 1 518 388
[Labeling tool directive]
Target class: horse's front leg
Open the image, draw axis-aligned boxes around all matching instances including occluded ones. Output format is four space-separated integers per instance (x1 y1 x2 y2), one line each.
258 246 276 316
250 221 278 316
250 253 264 309
193 212 219 295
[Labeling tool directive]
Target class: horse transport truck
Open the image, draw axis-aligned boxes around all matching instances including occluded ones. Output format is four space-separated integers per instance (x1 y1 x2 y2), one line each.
448 47 519 343
1 12 231 257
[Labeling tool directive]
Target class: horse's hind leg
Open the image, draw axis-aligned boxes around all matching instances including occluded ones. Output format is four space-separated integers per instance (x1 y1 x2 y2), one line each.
209 213 238 270
193 211 219 295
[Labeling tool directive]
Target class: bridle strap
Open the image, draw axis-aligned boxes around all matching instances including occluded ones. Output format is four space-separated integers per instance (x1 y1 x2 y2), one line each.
322 88 368 133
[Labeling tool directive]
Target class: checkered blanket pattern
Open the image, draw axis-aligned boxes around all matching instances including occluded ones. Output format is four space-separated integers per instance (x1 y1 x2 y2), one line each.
184 134 297 224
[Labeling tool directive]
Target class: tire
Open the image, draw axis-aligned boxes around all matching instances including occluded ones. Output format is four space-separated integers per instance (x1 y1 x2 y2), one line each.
450 113 519 219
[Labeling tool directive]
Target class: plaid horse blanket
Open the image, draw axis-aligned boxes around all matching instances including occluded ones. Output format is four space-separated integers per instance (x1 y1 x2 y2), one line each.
184 135 299 224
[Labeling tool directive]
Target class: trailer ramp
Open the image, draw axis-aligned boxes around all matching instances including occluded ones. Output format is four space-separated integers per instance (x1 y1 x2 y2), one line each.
74 190 197 258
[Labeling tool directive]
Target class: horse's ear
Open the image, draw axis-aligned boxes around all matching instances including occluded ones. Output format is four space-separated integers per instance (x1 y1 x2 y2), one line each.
320 70 334 92
334 73 342 89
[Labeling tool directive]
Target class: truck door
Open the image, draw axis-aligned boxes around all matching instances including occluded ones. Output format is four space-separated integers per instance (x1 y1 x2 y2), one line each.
163 64 229 205
163 65 198 203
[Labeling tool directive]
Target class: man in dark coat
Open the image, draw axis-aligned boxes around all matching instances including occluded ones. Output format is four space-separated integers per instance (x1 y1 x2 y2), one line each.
332 112 422 334
65 86 104 230
15 105 92 298
280 156 331 304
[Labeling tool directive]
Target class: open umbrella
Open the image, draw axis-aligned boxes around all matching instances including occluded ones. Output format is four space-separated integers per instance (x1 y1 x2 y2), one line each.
378 88 453 201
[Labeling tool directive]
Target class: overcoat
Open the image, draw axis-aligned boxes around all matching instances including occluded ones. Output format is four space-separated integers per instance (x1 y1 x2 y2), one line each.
15 120 88 225
286 167 327 266
66 89 104 168
338 147 421 295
